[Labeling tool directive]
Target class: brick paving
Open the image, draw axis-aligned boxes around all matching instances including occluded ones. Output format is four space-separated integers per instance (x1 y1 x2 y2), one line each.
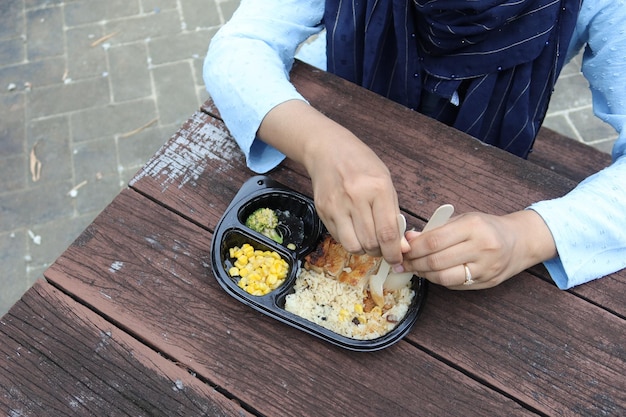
0 0 619 316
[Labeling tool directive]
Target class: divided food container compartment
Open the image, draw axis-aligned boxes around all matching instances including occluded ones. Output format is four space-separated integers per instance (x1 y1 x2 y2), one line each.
211 175 428 351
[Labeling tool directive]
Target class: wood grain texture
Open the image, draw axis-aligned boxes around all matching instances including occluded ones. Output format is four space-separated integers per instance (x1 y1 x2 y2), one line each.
45 190 535 417
531 127 612 183
0 281 250 417
45 189 626 416
411 279 626 416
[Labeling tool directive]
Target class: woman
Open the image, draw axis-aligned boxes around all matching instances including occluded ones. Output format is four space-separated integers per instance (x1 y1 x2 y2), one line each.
204 0 626 290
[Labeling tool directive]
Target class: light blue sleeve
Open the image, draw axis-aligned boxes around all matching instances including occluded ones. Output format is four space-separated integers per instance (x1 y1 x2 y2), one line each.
529 0 626 289
203 0 325 173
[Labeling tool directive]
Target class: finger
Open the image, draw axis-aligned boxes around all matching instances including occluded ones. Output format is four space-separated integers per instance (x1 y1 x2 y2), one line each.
418 264 466 287
420 263 485 289
349 202 381 256
371 191 404 265
332 212 366 255
407 223 470 257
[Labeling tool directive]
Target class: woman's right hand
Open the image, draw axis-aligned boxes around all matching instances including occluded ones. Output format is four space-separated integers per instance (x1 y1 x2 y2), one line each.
259 100 407 268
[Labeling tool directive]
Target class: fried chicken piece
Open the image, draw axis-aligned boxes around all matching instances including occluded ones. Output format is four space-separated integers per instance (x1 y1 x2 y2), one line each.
305 234 382 286
304 234 348 277
338 253 382 286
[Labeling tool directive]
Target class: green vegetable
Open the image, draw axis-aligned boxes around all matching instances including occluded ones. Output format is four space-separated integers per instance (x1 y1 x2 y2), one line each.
245 208 283 244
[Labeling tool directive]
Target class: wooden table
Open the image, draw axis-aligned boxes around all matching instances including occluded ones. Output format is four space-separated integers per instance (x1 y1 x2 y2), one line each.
2 61 625 416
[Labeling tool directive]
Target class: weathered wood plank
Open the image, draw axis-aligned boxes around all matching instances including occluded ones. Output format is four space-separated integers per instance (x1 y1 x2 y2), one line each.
128 110 310 230
531 127 611 183
45 189 536 417
410 279 626 416
45 189 625 415
199 65 612 185
0 280 250 417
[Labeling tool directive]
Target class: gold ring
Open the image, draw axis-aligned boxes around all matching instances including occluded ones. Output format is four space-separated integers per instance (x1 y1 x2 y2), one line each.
463 263 474 286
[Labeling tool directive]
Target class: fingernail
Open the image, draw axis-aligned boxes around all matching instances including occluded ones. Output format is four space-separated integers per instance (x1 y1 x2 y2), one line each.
392 264 405 273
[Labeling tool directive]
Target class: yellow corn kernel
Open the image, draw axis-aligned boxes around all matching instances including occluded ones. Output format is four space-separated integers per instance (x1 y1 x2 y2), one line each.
354 303 364 314
266 274 278 286
338 309 350 322
227 244 289 296
357 315 367 324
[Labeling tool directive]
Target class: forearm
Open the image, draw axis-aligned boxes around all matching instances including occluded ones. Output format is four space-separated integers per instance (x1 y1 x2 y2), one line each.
203 0 324 173
258 100 364 173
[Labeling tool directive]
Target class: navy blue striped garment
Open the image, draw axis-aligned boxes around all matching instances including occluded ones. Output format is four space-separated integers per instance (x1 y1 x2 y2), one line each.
324 0 581 158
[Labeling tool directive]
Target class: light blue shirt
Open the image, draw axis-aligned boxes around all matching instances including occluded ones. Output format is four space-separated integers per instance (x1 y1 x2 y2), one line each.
204 0 626 289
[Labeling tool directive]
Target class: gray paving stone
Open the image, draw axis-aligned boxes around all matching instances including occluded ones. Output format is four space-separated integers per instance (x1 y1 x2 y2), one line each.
0 56 67 90
193 51 208 85
181 0 221 29
0 230 28 313
117 124 171 168
592 139 616 155
25 0 63 8
27 115 73 184
108 42 152 102
104 9 183 45
28 77 111 118
569 107 619 144
542 113 579 141
152 61 199 125
63 0 140 27
0 179 76 231
72 174 122 215
70 98 157 141
197 84 211 103
0 37 25 66
25 212 97 276
0 155 27 193
0 0 24 40
548 73 593 112
218 0 240 21
0 93 25 157
142 0 179 13
26 6 64 61
63 1 110 27
66 25 109 81
148 29 215 66
72 136 119 181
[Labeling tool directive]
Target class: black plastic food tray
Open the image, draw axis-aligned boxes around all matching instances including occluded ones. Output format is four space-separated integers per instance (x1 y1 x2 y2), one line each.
211 175 427 351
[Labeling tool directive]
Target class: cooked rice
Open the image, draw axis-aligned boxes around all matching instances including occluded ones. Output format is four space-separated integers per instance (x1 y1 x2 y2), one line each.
284 269 414 340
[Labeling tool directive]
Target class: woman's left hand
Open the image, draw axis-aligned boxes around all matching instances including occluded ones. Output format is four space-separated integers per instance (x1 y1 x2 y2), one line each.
401 210 557 289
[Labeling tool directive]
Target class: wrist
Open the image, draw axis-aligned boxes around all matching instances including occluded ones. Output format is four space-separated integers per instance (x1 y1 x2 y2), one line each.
506 210 558 269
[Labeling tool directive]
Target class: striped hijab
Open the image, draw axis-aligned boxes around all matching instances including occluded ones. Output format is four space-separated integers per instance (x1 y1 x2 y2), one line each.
324 0 581 157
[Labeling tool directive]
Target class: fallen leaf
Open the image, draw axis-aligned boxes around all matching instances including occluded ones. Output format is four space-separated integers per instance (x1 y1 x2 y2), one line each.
120 118 158 138
91 31 119 47
29 141 42 182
